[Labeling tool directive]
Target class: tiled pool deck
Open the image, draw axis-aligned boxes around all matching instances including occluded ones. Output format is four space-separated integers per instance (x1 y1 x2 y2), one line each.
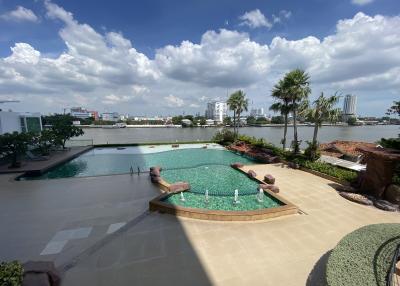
0 163 399 286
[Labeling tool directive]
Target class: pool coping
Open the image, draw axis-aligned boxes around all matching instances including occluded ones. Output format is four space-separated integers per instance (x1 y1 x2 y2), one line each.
149 165 299 221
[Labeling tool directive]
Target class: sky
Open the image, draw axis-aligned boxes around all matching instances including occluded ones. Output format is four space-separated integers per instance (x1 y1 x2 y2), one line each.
0 0 399 117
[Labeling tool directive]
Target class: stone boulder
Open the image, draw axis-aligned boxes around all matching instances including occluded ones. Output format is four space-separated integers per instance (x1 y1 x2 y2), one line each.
150 176 162 183
373 199 399 212
247 170 257 179
169 182 190 192
338 191 373 206
384 184 400 205
22 261 61 286
259 184 280 193
264 174 275 185
288 162 300 169
230 162 244 169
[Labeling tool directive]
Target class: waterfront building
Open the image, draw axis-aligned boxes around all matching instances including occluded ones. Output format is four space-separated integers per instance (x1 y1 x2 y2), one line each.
0 111 42 134
342 94 357 121
250 108 265 118
101 112 120 122
205 101 227 123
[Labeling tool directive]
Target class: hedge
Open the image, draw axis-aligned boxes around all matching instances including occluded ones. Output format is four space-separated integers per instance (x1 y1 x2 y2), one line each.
326 223 400 286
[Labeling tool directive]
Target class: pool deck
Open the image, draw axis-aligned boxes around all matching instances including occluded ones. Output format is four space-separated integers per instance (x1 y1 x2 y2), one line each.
0 146 92 175
0 163 399 286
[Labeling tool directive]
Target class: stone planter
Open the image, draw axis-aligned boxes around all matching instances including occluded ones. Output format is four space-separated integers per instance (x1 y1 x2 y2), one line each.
22 261 60 286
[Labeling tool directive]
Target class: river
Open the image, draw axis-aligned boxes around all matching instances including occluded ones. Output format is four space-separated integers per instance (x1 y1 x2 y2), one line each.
76 125 399 147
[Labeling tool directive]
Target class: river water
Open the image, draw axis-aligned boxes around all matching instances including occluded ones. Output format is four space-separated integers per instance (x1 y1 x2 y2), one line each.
77 125 399 147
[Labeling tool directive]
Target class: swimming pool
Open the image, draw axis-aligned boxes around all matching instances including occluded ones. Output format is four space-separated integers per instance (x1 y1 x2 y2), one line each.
23 144 255 179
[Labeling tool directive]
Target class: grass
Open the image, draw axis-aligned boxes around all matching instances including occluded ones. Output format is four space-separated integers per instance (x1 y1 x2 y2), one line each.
326 223 400 286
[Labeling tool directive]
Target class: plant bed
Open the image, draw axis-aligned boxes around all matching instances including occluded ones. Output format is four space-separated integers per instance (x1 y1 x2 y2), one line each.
327 223 400 286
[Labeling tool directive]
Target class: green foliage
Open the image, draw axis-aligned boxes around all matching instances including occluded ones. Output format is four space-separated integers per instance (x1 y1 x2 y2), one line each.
46 114 84 148
246 116 256 125
223 116 232 126
212 129 236 145
171 116 183 125
326 223 400 286
304 141 321 161
255 117 268 124
386 100 400 117
270 116 284 124
347 116 357 125
300 159 358 182
0 261 23 286
227 90 248 137
0 132 34 167
236 134 284 157
379 137 400 150
33 129 55 155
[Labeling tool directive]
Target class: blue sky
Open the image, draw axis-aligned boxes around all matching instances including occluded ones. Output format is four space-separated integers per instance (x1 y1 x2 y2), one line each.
0 0 399 116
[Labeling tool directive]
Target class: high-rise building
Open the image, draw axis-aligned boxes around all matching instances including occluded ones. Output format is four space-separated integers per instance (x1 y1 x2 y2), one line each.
205 101 227 123
342 94 357 121
250 108 264 118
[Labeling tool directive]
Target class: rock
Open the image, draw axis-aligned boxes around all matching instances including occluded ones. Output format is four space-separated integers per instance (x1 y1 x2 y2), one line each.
264 174 275 185
230 162 244 169
338 191 373 206
373 199 399 212
22 261 61 286
288 162 300 169
150 166 162 172
169 182 190 192
259 184 279 193
150 176 162 183
384 184 400 204
247 170 257 179
171 144 179 148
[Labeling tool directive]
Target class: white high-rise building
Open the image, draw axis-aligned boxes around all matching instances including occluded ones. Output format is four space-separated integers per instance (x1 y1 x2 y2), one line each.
250 108 264 118
205 101 227 123
342 94 357 121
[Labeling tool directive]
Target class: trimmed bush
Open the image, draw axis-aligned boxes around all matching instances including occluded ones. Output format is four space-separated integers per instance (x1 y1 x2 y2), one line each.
0 261 23 286
213 129 235 145
326 223 400 286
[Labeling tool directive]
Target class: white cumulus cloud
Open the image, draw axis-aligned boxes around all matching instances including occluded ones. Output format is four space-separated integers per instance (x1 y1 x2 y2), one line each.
1 6 39 23
239 9 272 29
164 94 184 107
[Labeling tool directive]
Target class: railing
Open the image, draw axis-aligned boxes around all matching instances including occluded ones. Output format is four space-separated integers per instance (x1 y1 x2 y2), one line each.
65 139 94 147
387 244 400 286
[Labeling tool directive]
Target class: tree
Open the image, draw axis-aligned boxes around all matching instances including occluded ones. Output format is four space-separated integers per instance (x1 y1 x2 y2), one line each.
284 69 311 153
386 100 400 117
47 114 84 149
269 79 292 150
227 90 249 138
271 116 284 124
223 116 232 126
33 129 56 155
171 116 183 125
256 117 268 124
0 132 34 168
246 116 256 125
199 117 207 126
301 92 341 160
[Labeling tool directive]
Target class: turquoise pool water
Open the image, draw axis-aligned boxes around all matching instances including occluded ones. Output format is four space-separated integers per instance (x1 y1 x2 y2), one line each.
24 147 255 179
163 192 282 211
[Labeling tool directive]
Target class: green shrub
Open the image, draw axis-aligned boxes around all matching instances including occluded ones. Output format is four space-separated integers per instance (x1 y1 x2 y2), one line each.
0 261 23 286
379 137 400 150
212 129 235 145
301 160 358 182
327 223 400 286
304 141 321 161
236 134 284 157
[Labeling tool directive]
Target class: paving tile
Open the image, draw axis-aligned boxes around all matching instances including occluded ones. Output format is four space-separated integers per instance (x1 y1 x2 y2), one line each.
106 222 126 234
40 240 68 255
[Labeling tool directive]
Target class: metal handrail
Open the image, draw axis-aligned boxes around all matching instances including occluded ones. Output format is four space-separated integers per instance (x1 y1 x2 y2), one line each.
387 244 400 286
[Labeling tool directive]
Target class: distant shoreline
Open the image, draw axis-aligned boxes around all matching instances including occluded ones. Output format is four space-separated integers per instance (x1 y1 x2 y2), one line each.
79 123 399 129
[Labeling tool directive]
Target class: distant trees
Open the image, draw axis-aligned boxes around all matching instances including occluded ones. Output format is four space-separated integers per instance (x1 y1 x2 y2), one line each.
227 90 248 138
271 116 284 124
246 116 256 125
347 116 357 126
223 116 232 126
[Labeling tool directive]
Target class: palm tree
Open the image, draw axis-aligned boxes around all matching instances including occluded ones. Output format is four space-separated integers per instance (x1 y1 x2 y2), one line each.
269 79 292 150
284 69 311 153
301 92 341 159
227 90 249 138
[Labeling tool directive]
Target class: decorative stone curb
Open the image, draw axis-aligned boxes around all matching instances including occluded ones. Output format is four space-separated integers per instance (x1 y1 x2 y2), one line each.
259 183 279 193
373 200 399 212
247 170 257 179
338 191 373 206
264 174 275 185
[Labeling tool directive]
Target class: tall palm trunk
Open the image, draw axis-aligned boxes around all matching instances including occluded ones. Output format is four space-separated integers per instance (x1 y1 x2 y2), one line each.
312 123 319 146
293 107 299 153
237 112 240 137
282 113 288 150
233 110 236 138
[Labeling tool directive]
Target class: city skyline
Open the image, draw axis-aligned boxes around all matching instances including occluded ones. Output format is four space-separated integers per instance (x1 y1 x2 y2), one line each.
0 0 399 117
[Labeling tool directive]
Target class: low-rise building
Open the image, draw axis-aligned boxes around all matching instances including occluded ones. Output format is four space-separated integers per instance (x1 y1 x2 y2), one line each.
101 112 119 122
0 111 42 134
